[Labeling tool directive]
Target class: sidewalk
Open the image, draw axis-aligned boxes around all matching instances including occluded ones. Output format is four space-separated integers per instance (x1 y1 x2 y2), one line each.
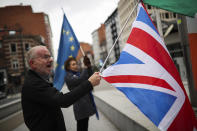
13 107 119 131
62 106 119 131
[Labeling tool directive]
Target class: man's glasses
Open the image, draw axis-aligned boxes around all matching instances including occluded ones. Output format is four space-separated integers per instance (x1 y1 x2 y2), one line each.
39 55 53 60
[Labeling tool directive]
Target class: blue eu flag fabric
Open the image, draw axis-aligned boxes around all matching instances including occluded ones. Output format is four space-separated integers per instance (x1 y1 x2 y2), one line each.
54 14 80 90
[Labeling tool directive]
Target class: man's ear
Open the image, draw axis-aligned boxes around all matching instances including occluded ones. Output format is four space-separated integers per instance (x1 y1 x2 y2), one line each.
29 60 34 68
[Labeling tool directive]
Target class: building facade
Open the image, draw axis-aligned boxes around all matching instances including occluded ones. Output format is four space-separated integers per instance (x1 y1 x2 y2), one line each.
0 5 53 91
145 4 177 22
92 30 100 67
105 8 123 65
0 5 53 52
92 24 107 68
118 0 137 44
0 35 44 89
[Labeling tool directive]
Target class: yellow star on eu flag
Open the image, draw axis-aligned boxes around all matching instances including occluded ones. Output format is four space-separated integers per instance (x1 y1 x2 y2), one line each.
70 45 75 51
69 37 74 42
63 29 66 34
62 65 64 70
69 55 73 58
66 31 69 35
55 62 58 68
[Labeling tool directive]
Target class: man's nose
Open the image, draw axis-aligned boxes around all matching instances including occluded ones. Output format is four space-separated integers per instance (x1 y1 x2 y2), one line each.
49 57 53 62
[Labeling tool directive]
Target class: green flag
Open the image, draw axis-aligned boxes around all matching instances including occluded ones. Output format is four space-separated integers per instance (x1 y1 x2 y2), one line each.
143 0 197 17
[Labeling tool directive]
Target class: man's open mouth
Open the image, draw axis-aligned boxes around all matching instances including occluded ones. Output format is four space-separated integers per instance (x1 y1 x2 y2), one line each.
46 64 51 68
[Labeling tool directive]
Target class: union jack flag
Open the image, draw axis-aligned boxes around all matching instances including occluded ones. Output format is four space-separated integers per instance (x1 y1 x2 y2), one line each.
102 3 197 131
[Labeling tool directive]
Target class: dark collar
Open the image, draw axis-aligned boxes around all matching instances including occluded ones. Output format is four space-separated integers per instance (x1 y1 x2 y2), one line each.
28 69 52 84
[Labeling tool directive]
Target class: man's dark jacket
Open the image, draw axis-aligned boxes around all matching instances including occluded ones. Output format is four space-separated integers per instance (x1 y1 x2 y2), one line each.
22 70 93 131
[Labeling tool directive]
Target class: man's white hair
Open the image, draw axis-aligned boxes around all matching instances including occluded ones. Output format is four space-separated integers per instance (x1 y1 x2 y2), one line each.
26 45 46 68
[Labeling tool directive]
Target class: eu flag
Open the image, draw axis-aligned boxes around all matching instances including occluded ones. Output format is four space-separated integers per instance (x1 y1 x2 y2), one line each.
54 14 80 90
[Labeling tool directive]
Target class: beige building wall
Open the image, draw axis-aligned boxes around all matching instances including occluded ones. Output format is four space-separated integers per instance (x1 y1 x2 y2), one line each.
118 0 177 44
92 30 100 67
145 5 177 22
118 0 137 44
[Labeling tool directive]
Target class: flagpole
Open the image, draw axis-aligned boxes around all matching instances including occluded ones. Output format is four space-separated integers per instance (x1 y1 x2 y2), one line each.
80 45 85 56
61 7 86 57
99 1 139 73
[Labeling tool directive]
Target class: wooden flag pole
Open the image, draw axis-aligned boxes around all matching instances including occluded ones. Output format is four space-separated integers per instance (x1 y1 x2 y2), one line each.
99 0 139 73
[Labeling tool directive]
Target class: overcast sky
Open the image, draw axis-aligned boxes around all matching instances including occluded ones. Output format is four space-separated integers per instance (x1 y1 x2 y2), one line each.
0 0 119 59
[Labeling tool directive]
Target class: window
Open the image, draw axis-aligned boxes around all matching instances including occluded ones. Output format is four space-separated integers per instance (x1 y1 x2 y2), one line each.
12 60 19 69
0 70 6 85
44 15 49 24
173 13 177 18
0 41 2 48
113 32 117 36
9 31 16 35
11 43 16 53
0 72 4 85
165 13 169 19
25 43 30 51
147 5 151 9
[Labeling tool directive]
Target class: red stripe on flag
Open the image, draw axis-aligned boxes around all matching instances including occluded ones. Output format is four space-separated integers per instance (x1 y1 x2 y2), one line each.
168 98 197 131
103 75 175 91
127 28 184 91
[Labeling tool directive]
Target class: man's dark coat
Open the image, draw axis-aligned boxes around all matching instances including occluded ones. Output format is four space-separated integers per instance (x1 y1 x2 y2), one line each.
22 70 93 131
